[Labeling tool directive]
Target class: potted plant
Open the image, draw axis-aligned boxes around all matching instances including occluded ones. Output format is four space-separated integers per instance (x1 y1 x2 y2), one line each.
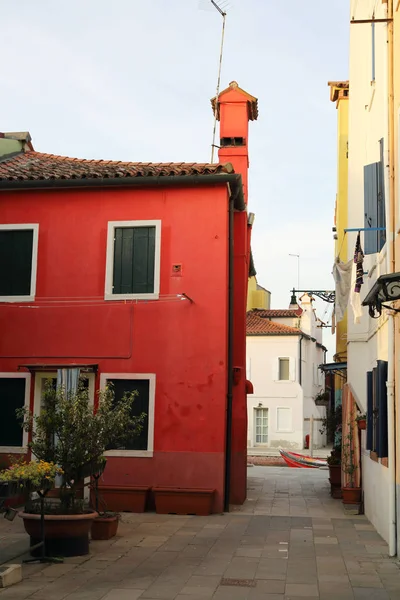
90 467 120 540
0 460 63 513
356 413 367 431
341 419 361 504
327 446 342 499
17 380 145 556
314 389 329 406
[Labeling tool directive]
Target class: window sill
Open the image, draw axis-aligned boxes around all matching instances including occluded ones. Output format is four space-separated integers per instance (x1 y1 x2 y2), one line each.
0 447 27 454
0 296 34 303
104 450 154 458
104 293 159 301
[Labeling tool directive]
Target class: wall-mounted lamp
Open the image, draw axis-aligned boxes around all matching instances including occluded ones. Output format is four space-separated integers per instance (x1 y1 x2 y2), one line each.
362 272 400 317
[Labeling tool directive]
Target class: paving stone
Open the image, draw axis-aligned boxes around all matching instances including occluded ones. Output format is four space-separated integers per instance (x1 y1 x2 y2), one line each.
353 589 390 599
284 583 319 597
349 574 384 588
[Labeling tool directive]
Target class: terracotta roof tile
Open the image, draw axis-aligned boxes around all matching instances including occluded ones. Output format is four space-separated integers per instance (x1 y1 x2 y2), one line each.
247 311 302 336
0 151 235 183
250 308 302 318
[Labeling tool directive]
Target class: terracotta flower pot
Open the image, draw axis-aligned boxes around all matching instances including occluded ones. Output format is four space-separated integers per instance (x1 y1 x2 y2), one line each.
357 419 366 431
153 488 215 516
19 510 98 557
91 515 119 540
91 485 149 513
328 464 341 487
342 486 361 504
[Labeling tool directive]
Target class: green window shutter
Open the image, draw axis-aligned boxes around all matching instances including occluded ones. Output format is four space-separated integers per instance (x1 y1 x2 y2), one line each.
113 227 155 294
0 378 26 447
107 379 149 451
0 230 33 296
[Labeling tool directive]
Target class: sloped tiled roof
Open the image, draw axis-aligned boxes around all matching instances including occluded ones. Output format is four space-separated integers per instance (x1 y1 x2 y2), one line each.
0 152 235 183
247 311 302 336
250 308 302 318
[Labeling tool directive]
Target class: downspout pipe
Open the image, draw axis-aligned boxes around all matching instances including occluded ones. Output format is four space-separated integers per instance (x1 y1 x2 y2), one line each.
224 195 234 512
384 0 396 557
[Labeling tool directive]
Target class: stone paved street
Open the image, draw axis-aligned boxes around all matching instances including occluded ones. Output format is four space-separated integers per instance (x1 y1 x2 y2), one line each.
1 466 400 599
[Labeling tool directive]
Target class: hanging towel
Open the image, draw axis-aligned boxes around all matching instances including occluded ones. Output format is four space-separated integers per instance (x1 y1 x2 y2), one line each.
350 232 364 324
332 257 353 323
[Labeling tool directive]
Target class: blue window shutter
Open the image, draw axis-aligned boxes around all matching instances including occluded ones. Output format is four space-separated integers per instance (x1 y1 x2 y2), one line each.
377 360 388 458
366 371 373 450
377 139 386 252
364 163 378 254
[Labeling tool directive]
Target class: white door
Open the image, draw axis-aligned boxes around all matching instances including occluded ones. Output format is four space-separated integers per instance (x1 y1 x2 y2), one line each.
254 407 268 445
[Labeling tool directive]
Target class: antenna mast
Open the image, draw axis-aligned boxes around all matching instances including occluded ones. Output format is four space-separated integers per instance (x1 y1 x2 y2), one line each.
210 0 228 163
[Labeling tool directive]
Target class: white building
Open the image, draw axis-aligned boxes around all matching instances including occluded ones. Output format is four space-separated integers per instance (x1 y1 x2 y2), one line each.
246 294 327 450
345 0 391 548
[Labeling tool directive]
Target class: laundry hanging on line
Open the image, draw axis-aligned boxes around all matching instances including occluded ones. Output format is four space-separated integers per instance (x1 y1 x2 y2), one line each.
332 231 365 324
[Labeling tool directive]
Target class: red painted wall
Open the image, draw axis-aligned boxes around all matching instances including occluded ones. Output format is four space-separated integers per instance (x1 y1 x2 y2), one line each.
0 184 231 511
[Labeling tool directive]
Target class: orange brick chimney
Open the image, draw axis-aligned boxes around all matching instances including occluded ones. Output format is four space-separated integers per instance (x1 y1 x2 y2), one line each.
211 81 258 202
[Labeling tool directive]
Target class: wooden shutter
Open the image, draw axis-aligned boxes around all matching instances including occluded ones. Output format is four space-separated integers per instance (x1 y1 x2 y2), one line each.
372 367 378 452
366 371 373 450
113 227 155 294
0 230 33 296
108 379 149 451
364 163 378 255
377 360 388 458
0 378 26 446
377 139 386 252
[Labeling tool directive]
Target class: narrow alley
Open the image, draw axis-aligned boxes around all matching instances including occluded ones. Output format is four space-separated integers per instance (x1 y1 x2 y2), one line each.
1 466 399 600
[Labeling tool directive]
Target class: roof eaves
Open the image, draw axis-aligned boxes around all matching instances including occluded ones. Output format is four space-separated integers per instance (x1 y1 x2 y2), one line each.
0 171 246 211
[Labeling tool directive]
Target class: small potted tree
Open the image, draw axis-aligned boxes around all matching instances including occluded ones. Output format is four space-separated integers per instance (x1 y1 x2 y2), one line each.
17 380 145 556
341 419 361 504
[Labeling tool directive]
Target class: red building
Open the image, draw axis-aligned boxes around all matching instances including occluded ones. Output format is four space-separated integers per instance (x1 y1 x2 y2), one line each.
0 82 258 513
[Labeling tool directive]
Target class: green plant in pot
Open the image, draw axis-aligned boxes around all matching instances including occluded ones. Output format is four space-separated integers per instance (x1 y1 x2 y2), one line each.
314 389 329 406
356 412 367 431
341 417 361 505
326 445 342 498
17 380 145 556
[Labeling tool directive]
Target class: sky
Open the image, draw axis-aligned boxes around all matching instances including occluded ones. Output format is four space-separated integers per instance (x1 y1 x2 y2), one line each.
1 0 350 357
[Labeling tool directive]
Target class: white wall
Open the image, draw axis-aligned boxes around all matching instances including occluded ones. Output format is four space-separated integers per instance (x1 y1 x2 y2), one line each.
247 336 303 449
348 0 390 543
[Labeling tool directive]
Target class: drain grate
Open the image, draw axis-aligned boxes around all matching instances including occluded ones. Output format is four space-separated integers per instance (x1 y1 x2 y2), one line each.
220 578 256 588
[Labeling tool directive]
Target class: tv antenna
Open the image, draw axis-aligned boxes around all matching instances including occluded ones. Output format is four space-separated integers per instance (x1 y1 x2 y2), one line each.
200 0 230 163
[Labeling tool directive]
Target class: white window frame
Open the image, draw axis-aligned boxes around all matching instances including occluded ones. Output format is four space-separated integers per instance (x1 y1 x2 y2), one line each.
104 220 161 301
100 373 155 458
278 357 290 382
0 372 31 453
253 407 268 445
0 224 39 303
276 406 294 433
33 372 95 418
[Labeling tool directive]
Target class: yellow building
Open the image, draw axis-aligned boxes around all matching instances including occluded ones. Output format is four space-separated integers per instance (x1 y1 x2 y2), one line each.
247 276 270 311
328 81 349 367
